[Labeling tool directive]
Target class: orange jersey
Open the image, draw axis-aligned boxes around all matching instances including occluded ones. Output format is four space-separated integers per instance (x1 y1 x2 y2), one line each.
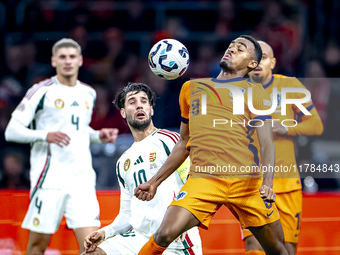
252 74 323 192
179 77 271 176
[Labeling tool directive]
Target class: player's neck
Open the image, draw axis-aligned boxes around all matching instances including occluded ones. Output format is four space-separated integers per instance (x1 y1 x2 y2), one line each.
56 74 78 87
250 74 273 86
131 124 157 142
216 69 245 80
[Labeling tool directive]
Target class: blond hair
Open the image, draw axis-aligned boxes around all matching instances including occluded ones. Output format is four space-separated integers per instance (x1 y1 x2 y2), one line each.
52 38 82 56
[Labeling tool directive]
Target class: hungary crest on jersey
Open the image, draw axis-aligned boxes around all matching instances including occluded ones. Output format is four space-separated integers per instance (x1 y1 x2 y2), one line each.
149 150 157 169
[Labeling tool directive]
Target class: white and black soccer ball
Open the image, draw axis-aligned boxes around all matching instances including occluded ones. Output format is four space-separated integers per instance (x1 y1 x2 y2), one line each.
148 39 190 80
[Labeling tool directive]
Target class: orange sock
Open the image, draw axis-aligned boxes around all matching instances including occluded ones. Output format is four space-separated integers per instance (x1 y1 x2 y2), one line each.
245 251 266 255
138 235 167 255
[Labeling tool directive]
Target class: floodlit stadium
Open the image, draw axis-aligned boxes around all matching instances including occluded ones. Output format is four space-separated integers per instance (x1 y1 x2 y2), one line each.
0 1 340 255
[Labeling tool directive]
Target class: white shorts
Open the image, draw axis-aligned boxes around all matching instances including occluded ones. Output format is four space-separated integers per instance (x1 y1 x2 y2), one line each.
22 187 100 234
98 229 202 255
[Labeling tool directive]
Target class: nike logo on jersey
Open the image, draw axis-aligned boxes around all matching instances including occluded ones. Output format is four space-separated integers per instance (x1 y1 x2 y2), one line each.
70 101 79 107
192 90 201 95
134 156 144 165
267 210 274 217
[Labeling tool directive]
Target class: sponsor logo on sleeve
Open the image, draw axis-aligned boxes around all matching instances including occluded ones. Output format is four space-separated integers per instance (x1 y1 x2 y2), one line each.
17 103 26 112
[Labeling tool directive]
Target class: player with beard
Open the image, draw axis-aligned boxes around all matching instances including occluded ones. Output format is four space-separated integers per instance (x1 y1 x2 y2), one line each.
241 41 323 255
82 83 202 255
135 35 289 255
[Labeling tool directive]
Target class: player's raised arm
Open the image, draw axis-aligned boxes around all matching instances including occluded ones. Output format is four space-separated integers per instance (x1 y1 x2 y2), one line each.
134 121 189 201
256 121 276 202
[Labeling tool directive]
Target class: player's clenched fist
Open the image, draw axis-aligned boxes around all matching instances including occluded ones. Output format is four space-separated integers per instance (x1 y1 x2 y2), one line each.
84 230 105 253
99 128 119 143
272 120 288 135
46 131 70 147
134 181 157 201
259 184 276 203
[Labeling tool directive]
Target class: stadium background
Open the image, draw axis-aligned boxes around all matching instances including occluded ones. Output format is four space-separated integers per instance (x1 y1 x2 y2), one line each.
0 0 340 254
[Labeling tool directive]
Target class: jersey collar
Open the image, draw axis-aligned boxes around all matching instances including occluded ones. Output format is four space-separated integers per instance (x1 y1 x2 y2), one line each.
211 77 243 83
247 75 274 89
262 75 274 89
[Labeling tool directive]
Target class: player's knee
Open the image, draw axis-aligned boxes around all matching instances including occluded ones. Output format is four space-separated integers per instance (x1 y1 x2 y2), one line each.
264 241 287 255
27 244 46 255
154 228 176 247
245 236 264 251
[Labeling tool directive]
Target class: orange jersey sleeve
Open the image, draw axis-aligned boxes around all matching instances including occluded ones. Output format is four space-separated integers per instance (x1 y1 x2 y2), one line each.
285 77 324 136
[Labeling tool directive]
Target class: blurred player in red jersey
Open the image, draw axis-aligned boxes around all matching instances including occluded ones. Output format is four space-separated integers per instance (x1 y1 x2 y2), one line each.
241 41 323 255
134 35 289 255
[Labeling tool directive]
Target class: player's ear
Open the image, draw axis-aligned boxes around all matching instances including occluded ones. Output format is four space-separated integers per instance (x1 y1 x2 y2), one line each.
271 57 276 70
79 55 83 67
248 60 258 70
151 106 154 116
51 56 56 68
120 108 126 119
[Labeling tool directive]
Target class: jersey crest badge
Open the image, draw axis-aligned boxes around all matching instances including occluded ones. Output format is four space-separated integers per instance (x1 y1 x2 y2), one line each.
149 150 157 169
54 99 65 109
124 159 131 171
270 91 281 108
33 217 40 226
149 150 156 163
85 100 89 109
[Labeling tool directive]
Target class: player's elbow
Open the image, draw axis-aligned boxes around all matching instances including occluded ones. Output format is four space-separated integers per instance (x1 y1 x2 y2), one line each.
315 121 324 136
4 124 14 142
4 119 21 142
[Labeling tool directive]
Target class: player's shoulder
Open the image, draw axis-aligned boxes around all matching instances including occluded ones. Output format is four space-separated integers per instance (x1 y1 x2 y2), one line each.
154 129 180 145
116 151 131 171
182 78 213 88
79 81 96 93
25 77 54 100
273 74 304 88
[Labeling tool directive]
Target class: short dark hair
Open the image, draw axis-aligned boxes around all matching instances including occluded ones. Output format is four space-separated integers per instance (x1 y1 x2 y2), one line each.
239 35 262 68
114 83 156 109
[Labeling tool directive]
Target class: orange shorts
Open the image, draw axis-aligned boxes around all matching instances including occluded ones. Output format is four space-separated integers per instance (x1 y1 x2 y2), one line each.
241 189 302 243
170 173 280 230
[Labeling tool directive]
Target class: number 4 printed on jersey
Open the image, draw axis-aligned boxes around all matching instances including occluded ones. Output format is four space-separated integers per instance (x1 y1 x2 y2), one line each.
35 197 42 214
72 114 79 130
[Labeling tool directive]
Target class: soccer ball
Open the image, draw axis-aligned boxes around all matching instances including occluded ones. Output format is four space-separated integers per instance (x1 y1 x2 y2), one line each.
148 39 190 80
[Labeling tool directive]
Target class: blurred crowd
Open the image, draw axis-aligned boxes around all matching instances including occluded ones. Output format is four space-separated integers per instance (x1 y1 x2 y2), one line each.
1 0 340 190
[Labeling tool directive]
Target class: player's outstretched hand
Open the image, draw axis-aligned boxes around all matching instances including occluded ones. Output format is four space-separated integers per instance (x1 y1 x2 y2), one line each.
134 181 157 201
259 184 276 203
175 231 187 242
84 230 105 253
46 131 70 147
99 128 119 143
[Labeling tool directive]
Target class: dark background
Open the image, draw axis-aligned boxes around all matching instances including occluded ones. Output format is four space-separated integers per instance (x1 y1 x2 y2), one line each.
0 0 339 190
